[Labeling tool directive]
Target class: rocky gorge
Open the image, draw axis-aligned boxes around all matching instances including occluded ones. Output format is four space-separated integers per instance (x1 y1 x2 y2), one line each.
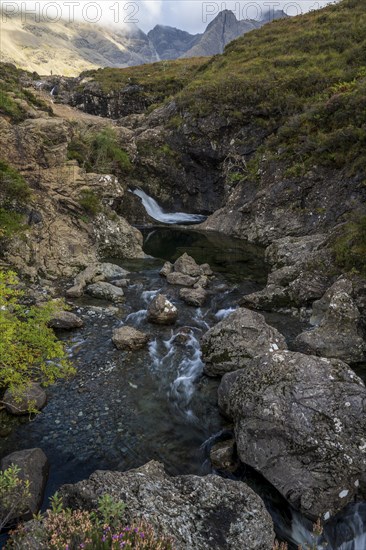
1 0 366 548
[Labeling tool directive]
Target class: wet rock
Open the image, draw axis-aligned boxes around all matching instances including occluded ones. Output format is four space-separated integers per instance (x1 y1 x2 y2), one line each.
294 279 365 363
48 310 84 330
174 252 202 277
112 326 150 351
179 286 207 307
173 327 193 344
202 308 287 376
218 350 366 520
59 461 275 549
3 383 47 415
210 439 239 473
1 448 49 518
166 272 198 286
147 294 178 325
86 282 124 303
160 261 173 277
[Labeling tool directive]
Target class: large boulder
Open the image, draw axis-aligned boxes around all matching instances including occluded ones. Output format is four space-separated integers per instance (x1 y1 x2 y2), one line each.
147 294 178 325
59 461 275 549
3 383 47 415
112 326 150 351
1 448 49 517
294 279 365 363
201 308 287 376
86 282 124 303
218 350 366 520
48 310 83 330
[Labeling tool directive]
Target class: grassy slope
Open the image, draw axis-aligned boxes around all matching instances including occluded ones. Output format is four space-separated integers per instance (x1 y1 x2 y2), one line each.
86 0 366 175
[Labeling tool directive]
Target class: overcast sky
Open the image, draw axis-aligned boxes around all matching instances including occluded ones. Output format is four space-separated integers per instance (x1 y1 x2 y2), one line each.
0 0 338 34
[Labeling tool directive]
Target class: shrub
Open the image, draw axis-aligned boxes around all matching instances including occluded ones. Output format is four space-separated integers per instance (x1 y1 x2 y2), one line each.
333 213 366 275
7 493 174 549
0 271 75 401
0 160 31 238
0 465 31 531
68 128 131 176
78 190 101 217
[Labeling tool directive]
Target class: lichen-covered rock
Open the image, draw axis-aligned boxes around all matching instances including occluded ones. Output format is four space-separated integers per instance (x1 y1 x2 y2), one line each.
179 286 207 307
59 461 275 550
94 213 145 260
3 383 47 415
1 448 49 518
112 326 150 351
202 307 287 376
147 294 178 325
86 282 124 303
218 351 366 520
294 279 365 363
166 272 198 286
174 252 202 277
48 310 83 329
265 234 327 269
66 263 130 298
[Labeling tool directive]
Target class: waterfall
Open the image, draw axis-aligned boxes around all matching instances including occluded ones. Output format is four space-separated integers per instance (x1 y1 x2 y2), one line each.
50 86 56 96
132 188 206 224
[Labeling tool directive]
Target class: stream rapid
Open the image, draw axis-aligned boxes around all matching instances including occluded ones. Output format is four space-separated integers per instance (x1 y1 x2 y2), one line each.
1 223 366 549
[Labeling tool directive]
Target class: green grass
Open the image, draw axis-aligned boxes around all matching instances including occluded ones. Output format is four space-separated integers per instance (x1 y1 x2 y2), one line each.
79 57 209 104
171 0 366 177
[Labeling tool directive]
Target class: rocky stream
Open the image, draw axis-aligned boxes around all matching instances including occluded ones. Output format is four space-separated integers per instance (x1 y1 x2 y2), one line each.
1 203 366 549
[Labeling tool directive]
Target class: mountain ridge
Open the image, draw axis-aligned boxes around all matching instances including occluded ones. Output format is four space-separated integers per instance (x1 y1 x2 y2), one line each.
0 9 287 75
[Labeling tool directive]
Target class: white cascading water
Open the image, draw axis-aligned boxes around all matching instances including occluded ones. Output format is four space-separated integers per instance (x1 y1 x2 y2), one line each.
50 86 56 96
132 188 206 224
169 331 204 417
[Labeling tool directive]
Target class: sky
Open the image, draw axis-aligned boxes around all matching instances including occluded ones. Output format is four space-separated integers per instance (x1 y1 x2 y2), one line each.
0 0 338 34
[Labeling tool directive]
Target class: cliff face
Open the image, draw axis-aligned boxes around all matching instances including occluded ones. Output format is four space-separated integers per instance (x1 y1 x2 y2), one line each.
0 66 144 279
